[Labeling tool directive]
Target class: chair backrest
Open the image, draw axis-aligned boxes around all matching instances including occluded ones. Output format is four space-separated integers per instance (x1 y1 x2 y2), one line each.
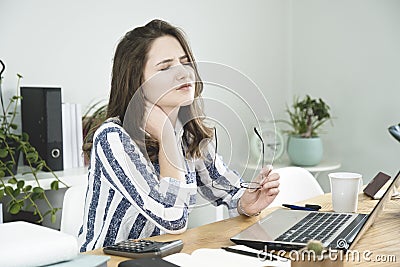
60 184 86 237
269 166 324 207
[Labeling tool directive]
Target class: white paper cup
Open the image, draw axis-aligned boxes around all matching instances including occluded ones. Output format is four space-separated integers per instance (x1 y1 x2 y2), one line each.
329 172 362 213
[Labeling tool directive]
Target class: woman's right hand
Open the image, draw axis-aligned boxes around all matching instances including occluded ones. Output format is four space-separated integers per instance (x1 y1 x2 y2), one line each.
144 100 174 141
144 100 185 181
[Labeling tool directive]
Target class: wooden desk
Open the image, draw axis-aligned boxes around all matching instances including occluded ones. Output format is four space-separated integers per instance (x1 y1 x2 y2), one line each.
87 192 400 266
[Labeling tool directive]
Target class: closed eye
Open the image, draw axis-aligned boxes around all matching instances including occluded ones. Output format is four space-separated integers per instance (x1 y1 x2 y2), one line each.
156 55 192 71
159 64 171 71
182 61 193 68
180 56 193 67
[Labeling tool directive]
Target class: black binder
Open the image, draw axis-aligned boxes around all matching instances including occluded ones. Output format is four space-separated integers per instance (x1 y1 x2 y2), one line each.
20 87 64 171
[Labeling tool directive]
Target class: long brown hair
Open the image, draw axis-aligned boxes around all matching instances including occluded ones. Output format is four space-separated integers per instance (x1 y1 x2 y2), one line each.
83 19 213 161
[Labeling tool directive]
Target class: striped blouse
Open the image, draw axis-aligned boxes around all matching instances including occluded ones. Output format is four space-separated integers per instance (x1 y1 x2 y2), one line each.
78 118 245 252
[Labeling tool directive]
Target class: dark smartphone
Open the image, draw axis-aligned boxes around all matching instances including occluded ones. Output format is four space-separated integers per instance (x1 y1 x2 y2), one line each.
363 172 391 198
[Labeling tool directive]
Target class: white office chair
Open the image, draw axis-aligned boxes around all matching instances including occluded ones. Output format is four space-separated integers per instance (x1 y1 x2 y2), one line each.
187 194 224 229
60 184 87 237
269 166 324 207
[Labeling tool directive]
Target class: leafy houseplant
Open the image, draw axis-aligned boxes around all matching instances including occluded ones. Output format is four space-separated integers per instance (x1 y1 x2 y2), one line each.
283 95 331 138
279 95 332 166
0 59 67 223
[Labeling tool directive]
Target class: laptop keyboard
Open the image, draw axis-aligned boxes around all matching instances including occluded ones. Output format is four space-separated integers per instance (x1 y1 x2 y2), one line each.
276 213 352 244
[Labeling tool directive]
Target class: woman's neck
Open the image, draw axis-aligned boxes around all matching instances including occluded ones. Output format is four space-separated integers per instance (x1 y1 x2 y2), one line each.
162 106 180 127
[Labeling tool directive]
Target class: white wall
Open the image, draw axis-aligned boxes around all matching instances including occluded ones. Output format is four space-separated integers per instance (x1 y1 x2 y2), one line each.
1 0 399 225
0 0 288 109
0 0 289 173
0 0 289 227
290 0 400 191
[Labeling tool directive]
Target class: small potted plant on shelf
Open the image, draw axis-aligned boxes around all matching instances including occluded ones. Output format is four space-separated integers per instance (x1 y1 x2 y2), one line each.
278 95 332 166
0 59 67 224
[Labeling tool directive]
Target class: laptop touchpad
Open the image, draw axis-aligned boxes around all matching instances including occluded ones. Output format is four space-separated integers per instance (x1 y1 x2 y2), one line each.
233 209 310 242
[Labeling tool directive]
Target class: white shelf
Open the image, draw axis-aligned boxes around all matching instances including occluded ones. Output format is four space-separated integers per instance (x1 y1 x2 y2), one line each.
13 166 88 190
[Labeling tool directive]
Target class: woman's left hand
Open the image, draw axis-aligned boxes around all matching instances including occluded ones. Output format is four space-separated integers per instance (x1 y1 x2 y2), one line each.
238 166 280 216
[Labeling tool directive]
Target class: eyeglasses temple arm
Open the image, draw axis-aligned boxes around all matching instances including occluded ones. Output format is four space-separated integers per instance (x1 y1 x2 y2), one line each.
253 127 265 168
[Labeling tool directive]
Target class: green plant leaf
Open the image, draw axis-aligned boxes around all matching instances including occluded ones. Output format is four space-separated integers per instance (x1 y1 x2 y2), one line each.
24 185 32 192
17 180 25 189
10 123 18 130
26 152 39 162
5 186 13 196
0 170 5 178
6 163 15 170
12 188 21 197
21 132 29 142
9 202 21 214
0 189 4 200
31 192 42 200
51 213 57 224
33 187 44 194
35 162 44 171
50 180 59 191
0 148 8 158
8 177 17 184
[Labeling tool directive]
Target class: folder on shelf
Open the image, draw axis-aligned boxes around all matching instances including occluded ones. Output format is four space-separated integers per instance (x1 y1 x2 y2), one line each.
62 102 84 169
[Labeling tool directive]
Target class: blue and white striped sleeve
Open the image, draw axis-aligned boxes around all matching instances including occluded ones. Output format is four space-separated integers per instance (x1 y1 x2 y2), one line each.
94 125 196 233
194 143 245 217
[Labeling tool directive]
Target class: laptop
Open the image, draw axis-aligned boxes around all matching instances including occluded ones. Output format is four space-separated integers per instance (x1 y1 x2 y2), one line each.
231 170 400 252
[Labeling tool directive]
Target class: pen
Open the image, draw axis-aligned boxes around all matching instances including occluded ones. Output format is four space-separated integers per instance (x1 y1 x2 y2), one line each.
282 204 317 211
221 247 277 261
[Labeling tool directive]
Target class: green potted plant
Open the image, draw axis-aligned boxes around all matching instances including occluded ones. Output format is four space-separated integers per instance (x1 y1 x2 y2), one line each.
278 95 332 166
0 59 67 223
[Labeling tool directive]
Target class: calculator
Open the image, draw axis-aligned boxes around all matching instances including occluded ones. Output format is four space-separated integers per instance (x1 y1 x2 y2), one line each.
103 239 184 258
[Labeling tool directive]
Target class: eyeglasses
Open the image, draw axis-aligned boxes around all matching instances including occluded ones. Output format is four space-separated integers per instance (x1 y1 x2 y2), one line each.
211 127 265 192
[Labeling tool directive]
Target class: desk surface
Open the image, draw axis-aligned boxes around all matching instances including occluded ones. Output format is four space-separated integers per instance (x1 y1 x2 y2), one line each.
87 192 400 266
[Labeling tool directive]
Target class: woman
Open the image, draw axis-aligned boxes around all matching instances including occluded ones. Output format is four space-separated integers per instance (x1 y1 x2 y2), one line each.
78 19 280 252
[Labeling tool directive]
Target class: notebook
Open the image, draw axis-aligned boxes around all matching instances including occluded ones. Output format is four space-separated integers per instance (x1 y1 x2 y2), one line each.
163 245 289 267
231 170 400 252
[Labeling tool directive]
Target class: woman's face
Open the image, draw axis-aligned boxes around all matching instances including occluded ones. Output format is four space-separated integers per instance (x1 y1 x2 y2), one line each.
142 35 195 109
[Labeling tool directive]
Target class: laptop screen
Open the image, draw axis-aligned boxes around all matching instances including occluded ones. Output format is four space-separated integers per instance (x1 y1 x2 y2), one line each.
349 170 400 250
